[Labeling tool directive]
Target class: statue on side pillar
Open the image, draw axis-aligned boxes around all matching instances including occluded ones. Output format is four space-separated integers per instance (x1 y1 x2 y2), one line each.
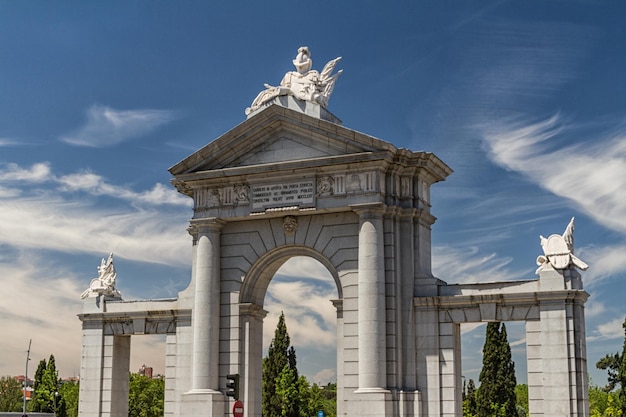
81 253 122 299
245 46 343 115
536 217 589 273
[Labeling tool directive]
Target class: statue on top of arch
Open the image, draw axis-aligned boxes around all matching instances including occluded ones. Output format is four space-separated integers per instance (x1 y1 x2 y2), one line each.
245 46 343 115
80 253 122 299
536 217 589 273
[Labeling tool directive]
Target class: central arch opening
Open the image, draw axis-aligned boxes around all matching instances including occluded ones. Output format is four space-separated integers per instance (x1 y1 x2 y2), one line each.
262 255 339 414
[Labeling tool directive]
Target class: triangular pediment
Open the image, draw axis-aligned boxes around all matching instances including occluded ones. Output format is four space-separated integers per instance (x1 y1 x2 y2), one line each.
169 104 397 176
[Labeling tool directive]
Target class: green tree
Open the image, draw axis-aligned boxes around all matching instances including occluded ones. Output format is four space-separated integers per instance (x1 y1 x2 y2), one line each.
596 317 626 414
262 312 299 417
308 382 336 417
275 364 301 417
30 358 47 412
590 385 610 416
597 353 621 392
31 355 59 413
515 384 528 417
606 394 624 417
476 322 518 417
462 378 477 417
619 318 626 415
128 373 164 417
57 381 79 417
0 375 23 412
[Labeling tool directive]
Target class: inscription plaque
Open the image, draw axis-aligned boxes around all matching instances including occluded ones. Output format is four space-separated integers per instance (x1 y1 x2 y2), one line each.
251 180 315 210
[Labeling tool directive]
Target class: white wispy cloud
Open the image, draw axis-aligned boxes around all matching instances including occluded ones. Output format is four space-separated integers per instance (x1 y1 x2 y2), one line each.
1 162 190 208
264 278 337 350
587 317 625 342
57 170 190 206
482 115 626 235
0 250 85 377
0 162 191 266
0 137 22 146
579 244 626 288
274 256 338 283
0 197 189 266
0 162 52 182
432 245 523 284
60 104 179 147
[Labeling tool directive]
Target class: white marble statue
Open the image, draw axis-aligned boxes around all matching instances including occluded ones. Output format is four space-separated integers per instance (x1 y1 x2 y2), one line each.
536 217 589 273
81 253 122 299
245 46 343 115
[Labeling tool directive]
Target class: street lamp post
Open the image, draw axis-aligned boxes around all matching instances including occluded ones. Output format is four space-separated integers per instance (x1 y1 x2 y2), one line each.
22 339 31 417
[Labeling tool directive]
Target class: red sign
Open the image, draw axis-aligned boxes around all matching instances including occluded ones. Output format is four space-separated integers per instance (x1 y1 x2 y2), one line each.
233 400 244 417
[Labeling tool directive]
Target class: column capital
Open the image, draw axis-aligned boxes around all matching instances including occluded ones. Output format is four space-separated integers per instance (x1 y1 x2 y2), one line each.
350 202 386 218
238 303 268 320
331 299 344 319
188 218 226 236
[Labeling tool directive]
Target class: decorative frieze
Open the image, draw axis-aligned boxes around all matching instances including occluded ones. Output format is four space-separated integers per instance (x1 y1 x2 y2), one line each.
192 172 387 211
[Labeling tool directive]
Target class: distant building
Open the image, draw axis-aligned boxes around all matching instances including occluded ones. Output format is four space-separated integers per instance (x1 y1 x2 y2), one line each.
13 375 33 399
138 364 153 379
62 376 80 384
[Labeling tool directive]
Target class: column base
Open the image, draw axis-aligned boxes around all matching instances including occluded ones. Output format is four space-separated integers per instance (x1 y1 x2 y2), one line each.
346 389 393 417
180 389 225 416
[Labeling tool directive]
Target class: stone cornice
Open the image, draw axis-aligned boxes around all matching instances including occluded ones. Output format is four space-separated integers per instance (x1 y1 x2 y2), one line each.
414 289 590 310
79 307 192 334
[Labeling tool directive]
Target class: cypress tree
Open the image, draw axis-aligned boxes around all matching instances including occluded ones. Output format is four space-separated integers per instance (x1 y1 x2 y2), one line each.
32 355 58 413
30 358 47 412
466 378 477 416
477 322 500 416
499 324 518 417
476 322 518 417
262 312 299 417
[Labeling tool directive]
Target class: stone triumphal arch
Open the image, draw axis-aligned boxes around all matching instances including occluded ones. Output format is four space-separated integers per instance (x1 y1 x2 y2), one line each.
78 48 590 417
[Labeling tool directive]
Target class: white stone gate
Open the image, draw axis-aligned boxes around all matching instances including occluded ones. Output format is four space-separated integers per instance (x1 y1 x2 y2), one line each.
78 53 590 417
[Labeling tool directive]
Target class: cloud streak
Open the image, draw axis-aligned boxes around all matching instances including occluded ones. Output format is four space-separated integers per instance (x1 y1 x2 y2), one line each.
433 245 524 284
60 104 179 147
0 137 22 146
482 115 626 235
0 250 85 377
0 162 191 266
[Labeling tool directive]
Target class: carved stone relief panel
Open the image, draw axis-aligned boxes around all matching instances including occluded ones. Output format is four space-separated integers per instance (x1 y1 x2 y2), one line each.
195 185 251 209
317 176 335 196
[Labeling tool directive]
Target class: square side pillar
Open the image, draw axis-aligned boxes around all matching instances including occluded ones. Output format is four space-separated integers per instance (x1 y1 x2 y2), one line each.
78 326 105 417
414 306 441 416
102 335 130 417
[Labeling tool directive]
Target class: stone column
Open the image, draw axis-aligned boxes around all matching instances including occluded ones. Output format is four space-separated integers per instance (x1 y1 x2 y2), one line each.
352 203 387 391
190 218 225 392
239 303 267 417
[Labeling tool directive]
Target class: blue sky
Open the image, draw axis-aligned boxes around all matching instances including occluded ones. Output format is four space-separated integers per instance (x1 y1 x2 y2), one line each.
1 0 625 387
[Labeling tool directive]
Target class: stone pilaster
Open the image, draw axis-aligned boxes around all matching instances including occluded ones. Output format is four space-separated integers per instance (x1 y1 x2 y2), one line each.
332 299 345 417
239 303 267 417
